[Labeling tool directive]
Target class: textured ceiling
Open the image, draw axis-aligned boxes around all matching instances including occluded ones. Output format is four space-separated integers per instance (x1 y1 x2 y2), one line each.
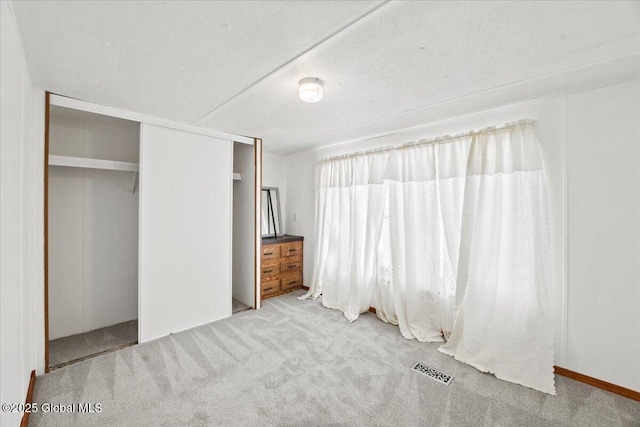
10 1 382 123
11 1 640 153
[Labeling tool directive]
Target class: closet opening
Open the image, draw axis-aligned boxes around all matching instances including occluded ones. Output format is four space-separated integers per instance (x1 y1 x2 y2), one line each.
232 141 258 314
46 105 140 370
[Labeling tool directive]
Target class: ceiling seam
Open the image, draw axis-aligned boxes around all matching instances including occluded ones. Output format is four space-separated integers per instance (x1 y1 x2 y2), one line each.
281 49 640 153
192 0 394 126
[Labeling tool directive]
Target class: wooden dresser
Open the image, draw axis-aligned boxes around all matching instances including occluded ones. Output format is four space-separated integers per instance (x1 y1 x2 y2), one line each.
261 235 304 301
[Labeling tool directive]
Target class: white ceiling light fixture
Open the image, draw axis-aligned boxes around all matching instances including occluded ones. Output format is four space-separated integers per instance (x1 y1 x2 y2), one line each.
299 77 324 103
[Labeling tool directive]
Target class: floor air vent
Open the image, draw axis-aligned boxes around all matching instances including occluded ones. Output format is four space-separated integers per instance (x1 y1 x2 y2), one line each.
411 362 453 385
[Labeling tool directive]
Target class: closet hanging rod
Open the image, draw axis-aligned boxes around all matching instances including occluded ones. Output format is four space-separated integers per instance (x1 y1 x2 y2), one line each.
48 155 139 172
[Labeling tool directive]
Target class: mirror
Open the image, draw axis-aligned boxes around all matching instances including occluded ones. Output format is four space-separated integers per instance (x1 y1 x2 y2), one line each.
262 187 282 238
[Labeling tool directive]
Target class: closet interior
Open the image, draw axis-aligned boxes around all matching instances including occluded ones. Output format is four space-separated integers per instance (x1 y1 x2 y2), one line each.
232 141 257 314
47 106 140 369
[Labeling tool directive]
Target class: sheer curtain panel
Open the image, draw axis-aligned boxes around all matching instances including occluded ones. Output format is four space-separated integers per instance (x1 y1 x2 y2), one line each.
305 151 388 321
438 123 555 394
379 140 469 343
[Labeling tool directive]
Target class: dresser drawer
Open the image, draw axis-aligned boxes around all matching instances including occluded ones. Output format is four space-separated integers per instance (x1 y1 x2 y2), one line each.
280 242 302 258
281 259 302 273
280 272 303 291
261 262 280 282
261 280 280 296
261 245 279 260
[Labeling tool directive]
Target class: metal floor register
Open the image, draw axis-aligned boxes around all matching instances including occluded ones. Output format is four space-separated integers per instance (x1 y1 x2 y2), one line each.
411 362 454 385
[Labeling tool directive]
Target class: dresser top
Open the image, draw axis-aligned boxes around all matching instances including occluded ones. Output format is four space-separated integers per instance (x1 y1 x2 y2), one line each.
262 234 304 245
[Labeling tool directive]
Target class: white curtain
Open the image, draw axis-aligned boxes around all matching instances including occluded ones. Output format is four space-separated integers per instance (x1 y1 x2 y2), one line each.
379 139 469 343
438 125 555 394
303 120 555 394
306 151 388 321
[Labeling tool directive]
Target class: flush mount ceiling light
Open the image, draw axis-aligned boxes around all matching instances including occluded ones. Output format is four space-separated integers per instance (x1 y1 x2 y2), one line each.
299 78 323 103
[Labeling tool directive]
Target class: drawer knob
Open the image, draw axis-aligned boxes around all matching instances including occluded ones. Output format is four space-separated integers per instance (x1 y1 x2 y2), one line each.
288 264 298 269
263 268 275 274
264 251 274 256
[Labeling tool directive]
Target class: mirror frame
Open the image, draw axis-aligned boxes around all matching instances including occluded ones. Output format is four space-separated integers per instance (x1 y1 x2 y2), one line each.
262 187 283 238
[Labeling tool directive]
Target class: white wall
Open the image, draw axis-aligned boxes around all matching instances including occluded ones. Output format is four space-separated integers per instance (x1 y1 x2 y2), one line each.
48 109 139 339
262 152 287 234
284 80 640 390
233 142 256 308
48 107 140 162
139 124 232 343
566 82 640 391
0 3 45 425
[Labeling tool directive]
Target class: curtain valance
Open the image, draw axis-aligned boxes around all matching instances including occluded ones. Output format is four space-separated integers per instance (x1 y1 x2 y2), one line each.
317 119 544 186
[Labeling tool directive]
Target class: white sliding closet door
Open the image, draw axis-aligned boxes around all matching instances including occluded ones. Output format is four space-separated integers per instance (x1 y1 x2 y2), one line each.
139 124 232 343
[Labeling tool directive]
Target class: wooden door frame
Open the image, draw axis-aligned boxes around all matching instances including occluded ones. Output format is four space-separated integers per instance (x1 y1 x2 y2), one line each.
44 92 50 372
254 138 262 309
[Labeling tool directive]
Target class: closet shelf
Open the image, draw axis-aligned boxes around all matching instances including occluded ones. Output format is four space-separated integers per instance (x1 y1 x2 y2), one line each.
49 155 139 172
233 173 242 181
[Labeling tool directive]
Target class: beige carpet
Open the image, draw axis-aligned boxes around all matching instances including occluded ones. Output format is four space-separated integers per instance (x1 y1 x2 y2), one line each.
232 298 250 314
49 320 138 369
32 291 639 426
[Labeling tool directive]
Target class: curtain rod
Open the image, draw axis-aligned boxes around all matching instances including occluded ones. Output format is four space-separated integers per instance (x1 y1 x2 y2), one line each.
318 119 535 164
